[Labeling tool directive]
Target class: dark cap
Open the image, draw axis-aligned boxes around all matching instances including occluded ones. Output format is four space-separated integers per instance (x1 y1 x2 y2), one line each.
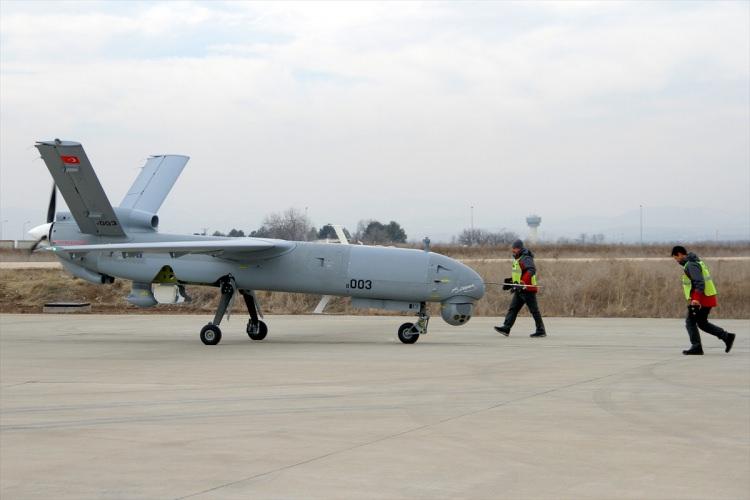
671 245 687 256
512 239 524 249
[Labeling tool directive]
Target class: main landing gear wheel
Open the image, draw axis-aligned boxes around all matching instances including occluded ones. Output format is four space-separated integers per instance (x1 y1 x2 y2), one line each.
247 320 268 341
200 324 222 345
398 322 420 344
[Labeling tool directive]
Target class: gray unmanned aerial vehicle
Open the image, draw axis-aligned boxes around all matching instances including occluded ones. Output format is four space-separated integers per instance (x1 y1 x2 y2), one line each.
28 140 485 345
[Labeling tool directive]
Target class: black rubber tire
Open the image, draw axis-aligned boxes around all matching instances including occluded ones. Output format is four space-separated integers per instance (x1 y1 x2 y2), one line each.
247 320 268 341
398 322 419 344
200 324 222 345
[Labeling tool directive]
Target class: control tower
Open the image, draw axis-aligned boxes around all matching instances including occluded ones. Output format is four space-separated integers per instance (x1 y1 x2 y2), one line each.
526 215 542 245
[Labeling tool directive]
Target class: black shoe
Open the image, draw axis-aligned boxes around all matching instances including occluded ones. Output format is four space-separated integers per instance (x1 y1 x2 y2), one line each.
724 333 736 353
494 326 510 337
682 345 704 355
530 331 547 338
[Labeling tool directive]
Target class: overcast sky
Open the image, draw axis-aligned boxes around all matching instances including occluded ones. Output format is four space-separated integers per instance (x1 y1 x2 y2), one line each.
1 1 748 242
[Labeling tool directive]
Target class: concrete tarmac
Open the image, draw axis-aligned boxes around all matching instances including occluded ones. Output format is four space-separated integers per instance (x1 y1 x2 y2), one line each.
1 314 748 500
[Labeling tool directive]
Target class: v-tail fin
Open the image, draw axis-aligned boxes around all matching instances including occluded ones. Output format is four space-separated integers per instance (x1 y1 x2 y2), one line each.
35 140 126 237
119 154 189 213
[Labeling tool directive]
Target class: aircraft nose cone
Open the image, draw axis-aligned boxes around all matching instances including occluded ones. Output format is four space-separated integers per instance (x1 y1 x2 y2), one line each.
447 261 484 300
431 254 485 301
460 262 485 300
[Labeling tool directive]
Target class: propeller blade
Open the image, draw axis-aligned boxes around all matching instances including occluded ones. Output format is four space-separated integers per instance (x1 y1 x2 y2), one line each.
46 183 56 223
29 237 44 254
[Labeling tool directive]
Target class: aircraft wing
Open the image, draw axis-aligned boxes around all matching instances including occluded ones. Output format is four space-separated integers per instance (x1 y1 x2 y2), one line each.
49 238 294 259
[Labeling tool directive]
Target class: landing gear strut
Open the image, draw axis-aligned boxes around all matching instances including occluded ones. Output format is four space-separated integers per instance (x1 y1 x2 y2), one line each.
398 302 429 344
200 276 236 345
242 290 268 341
199 278 270 345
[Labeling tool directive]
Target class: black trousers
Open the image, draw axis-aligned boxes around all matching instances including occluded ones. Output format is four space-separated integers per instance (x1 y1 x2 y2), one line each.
685 306 728 347
503 291 546 333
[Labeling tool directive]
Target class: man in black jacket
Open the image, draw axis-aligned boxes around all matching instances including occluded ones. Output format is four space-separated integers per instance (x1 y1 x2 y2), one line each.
494 239 547 338
672 245 735 355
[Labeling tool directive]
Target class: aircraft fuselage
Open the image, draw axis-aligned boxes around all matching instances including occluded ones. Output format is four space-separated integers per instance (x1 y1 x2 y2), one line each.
50 219 484 307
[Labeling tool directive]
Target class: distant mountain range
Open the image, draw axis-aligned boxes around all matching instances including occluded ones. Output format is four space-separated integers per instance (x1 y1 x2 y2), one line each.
536 206 750 243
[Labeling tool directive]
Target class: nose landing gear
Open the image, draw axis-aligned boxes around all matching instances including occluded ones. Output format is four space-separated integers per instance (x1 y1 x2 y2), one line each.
397 302 429 344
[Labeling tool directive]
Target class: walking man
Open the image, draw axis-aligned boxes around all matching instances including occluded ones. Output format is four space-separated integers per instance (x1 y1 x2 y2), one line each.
494 239 547 338
671 245 735 355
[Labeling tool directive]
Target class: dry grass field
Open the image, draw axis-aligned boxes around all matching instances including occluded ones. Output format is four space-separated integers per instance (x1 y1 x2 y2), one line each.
1 243 748 318
431 242 750 259
472 258 749 319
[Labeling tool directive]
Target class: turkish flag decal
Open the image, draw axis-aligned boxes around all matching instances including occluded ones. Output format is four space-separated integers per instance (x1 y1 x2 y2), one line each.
60 155 80 164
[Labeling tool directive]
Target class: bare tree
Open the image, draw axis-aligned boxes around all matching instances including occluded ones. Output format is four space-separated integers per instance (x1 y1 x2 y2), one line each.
250 208 314 241
572 233 606 245
456 228 518 246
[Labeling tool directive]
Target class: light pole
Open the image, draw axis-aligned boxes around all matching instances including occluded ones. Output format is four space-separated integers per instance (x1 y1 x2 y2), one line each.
470 205 474 246
0 219 7 240
22 220 31 240
639 205 643 246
